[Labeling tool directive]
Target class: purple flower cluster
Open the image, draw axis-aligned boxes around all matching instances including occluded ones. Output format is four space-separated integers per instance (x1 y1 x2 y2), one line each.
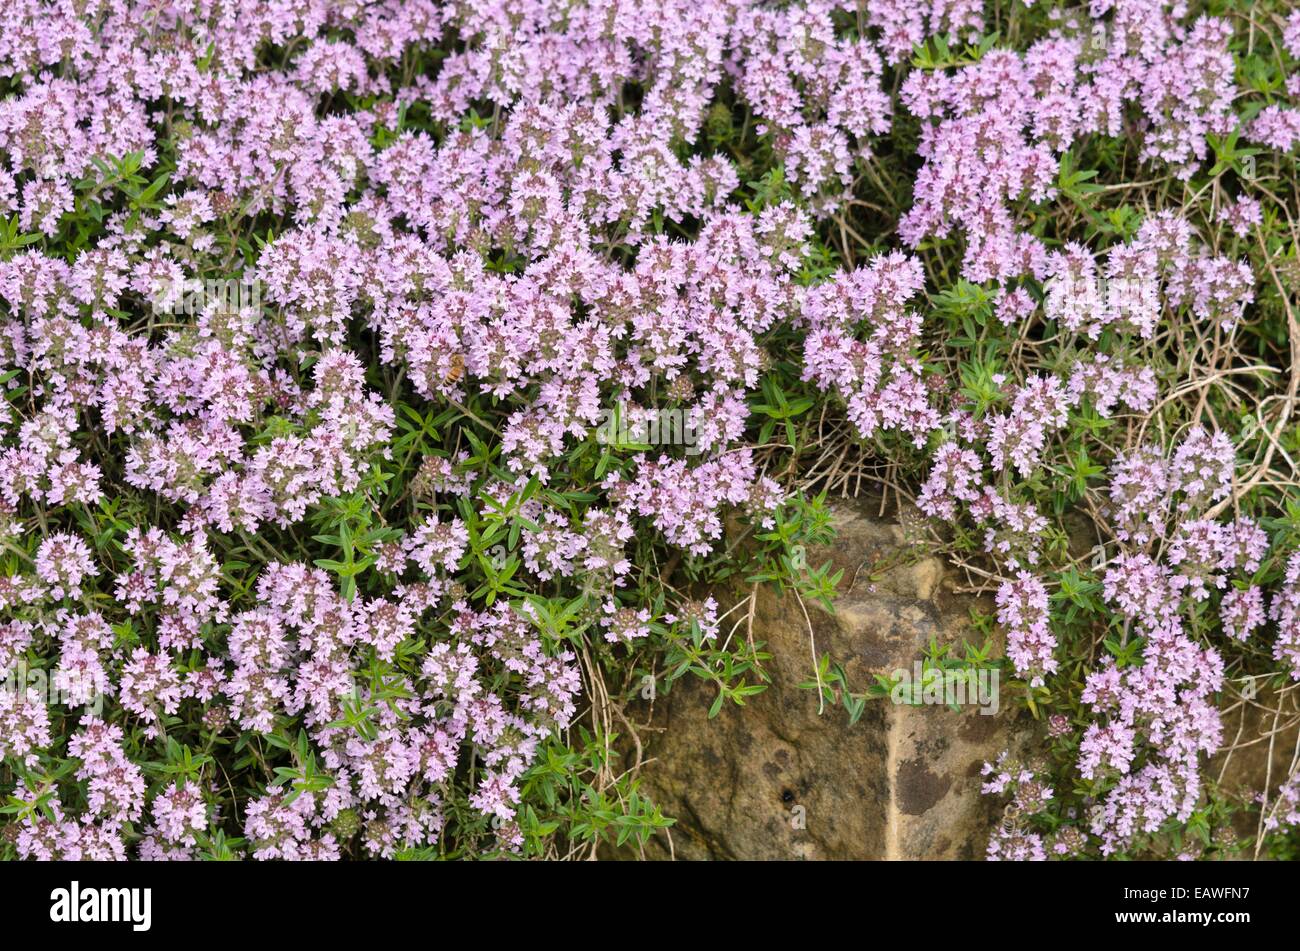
13 543 585 858
732 2 892 211
1 0 1296 863
982 751 1061 861
1247 11 1300 153
995 572 1055 688
1077 621 1223 856
1268 553 1300 681
800 251 937 444
0 0 850 858
1264 768 1300 834
901 2 1238 284
1072 425 1275 855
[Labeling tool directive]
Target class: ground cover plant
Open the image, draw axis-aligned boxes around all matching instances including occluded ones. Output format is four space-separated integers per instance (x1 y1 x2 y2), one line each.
1 0 1299 861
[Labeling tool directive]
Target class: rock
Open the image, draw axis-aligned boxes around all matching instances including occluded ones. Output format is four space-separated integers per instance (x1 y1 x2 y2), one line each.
633 498 1037 860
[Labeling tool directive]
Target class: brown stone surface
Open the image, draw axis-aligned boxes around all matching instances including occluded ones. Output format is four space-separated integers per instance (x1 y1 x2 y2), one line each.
635 498 1037 860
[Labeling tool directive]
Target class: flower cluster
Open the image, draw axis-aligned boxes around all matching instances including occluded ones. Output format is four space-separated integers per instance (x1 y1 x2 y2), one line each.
800 251 937 444
981 752 1060 861
900 2 1237 284
995 573 1055 688
0 0 824 860
732 2 891 212
1 0 1297 864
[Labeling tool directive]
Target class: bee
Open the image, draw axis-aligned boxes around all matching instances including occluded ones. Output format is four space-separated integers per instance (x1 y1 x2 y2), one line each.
444 352 466 386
